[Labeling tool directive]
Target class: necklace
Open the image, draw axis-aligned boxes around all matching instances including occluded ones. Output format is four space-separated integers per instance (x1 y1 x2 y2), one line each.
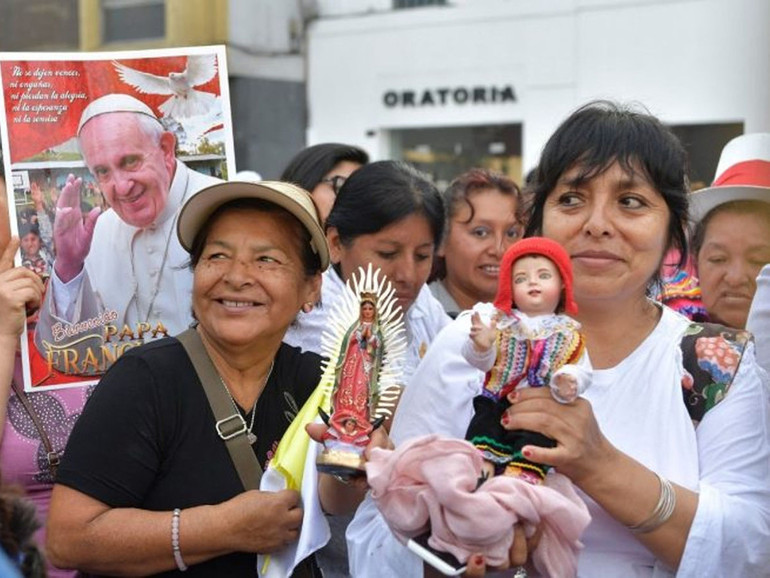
218 361 274 445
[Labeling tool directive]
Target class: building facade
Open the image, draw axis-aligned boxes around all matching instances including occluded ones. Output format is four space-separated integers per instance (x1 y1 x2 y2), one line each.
306 0 770 188
2 0 767 185
1 0 309 178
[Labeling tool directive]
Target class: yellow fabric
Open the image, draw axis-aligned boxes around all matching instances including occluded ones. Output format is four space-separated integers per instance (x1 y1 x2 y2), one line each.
269 380 332 491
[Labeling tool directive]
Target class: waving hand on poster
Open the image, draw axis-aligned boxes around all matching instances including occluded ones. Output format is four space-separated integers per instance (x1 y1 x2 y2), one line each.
53 174 101 283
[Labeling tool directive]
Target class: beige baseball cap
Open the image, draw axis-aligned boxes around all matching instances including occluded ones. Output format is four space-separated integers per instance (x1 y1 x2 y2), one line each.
77 93 161 135
177 180 330 270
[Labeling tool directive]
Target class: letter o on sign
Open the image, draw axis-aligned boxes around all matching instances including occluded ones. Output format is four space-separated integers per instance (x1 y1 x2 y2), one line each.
453 88 469 104
383 92 398 107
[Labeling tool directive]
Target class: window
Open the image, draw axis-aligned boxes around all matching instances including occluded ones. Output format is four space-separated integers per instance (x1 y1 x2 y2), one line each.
394 0 447 9
390 124 522 191
102 0 165 43
0 0 79 50
669 123 744 190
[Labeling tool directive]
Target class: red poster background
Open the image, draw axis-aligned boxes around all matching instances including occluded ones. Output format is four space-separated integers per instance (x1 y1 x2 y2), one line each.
2 57 221 163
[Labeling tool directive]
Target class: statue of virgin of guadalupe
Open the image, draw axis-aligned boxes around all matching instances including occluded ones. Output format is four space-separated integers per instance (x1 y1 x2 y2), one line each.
316 265 406 476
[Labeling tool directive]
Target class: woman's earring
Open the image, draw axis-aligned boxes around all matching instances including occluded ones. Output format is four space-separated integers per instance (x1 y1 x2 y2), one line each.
302 302 314 313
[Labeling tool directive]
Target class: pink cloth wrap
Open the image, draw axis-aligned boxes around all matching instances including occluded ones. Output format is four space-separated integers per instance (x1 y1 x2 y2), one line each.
366 434 591 577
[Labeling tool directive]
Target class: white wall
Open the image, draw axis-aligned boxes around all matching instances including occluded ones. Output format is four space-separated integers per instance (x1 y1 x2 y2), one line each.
227 0 307 82
229 0 302 54
317 0 390 17
306 0 770 172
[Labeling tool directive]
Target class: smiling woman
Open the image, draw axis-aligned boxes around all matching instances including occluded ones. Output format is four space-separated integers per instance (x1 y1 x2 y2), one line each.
429 168 523 318
348 101 770 578
189 200 324 351
45 181 382 577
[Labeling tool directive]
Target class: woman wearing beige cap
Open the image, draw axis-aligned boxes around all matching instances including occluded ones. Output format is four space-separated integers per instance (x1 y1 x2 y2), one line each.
46 181 380 576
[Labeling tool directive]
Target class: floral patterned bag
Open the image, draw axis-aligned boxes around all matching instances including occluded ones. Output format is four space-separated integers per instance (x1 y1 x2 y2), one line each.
680 322 752 427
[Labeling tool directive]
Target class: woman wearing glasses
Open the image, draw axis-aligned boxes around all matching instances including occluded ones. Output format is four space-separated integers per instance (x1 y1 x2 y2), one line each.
281 142 369 225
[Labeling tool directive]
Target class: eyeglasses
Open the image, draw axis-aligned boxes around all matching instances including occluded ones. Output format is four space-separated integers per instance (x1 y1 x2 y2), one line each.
320 175 347 195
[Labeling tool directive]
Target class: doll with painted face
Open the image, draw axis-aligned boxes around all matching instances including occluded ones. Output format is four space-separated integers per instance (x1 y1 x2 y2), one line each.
463 237 591 484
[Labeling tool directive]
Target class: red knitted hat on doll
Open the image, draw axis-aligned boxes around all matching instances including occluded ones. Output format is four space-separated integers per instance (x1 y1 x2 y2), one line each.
493 237 578 316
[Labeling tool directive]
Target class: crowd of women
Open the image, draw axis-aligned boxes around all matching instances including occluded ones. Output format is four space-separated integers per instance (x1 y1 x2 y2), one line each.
0 99 768 577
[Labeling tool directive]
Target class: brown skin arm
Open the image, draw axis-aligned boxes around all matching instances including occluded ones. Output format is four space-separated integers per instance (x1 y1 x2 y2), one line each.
0 237 44 441
503 388 698 570
46 484 303 575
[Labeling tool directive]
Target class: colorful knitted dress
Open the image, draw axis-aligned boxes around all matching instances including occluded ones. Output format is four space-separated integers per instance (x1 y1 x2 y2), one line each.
463 310 587 480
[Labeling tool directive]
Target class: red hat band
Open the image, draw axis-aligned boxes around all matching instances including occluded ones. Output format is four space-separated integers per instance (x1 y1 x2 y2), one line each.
712 159 770 188
493 237 578 316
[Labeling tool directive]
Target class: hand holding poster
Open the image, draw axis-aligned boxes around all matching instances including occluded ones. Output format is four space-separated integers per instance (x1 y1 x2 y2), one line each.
0 45 236 391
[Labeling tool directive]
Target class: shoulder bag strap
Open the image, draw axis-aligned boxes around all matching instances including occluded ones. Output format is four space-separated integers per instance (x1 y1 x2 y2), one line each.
10 380 60 477
176 328 263 490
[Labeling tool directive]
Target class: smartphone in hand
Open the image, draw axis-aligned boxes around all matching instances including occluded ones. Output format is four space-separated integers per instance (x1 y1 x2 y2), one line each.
407 531 468 576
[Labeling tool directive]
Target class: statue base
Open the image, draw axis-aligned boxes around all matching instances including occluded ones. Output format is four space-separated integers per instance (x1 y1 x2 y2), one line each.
317 447 366 479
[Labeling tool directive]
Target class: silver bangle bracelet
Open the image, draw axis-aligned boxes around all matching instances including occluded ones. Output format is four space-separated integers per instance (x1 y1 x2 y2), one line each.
627 473 677 534
172 508 188 572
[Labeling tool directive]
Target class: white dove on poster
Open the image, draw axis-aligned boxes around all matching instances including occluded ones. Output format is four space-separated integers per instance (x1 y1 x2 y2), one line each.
112 54 218 119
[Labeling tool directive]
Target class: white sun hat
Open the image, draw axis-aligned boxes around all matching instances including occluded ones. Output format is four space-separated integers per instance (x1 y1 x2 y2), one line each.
689 133 770 222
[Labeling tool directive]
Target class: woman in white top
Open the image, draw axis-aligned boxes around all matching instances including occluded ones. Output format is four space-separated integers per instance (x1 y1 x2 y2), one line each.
348 101 770 577
283 160 450 577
